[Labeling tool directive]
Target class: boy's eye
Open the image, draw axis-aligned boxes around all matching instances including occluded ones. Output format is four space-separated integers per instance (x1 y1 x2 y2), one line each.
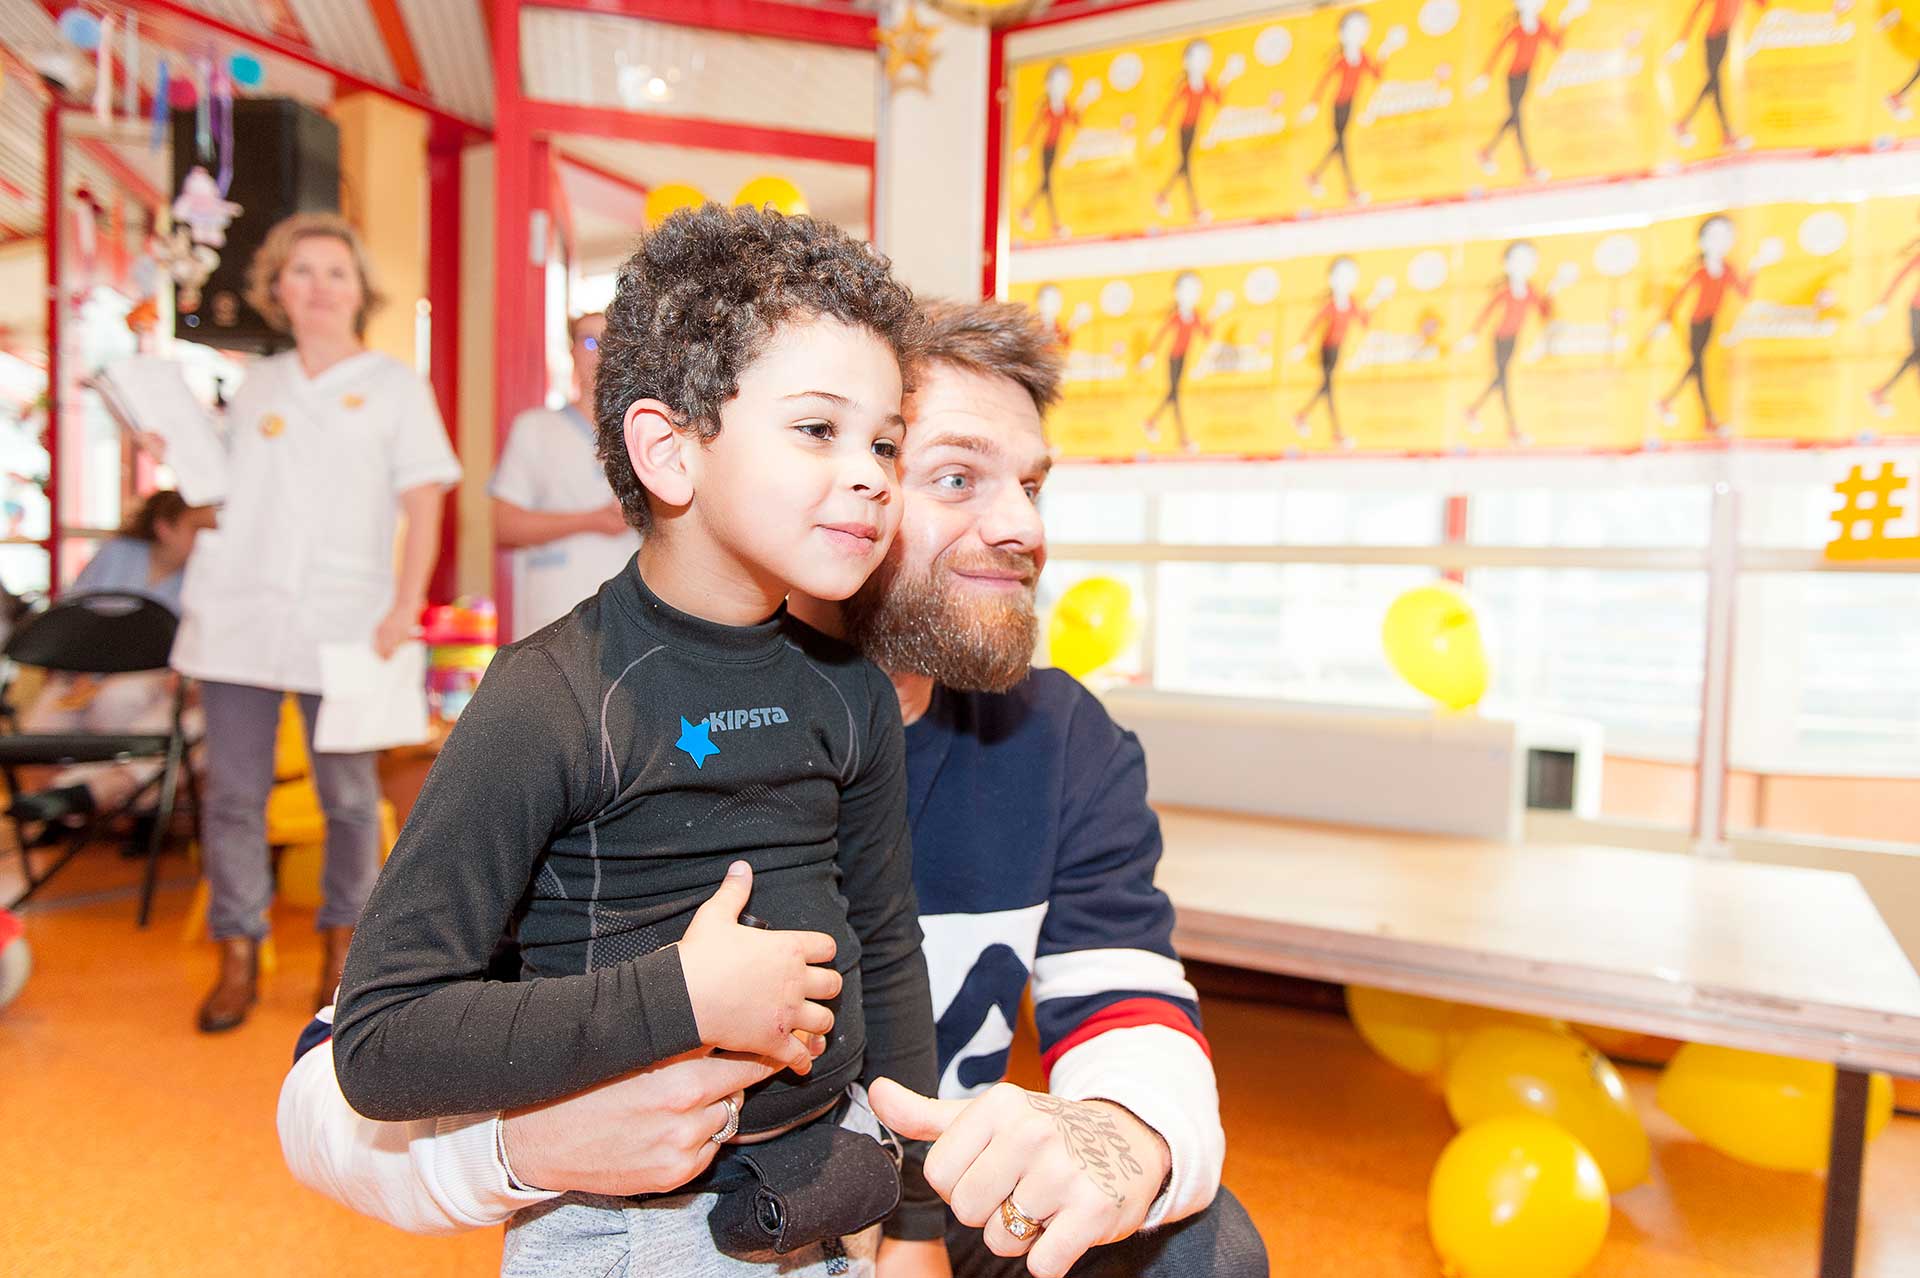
796 420 833 440
873 439 900 461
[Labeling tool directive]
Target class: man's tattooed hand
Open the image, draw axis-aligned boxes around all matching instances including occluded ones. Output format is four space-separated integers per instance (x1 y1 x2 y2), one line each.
1025 1093 1148 1209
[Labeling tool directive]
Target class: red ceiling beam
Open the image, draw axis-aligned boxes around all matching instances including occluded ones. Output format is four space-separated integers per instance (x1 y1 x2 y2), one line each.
114 0 490 139
555 153 650 228
367 0 433 96
528 0 876 49
524 99 873 166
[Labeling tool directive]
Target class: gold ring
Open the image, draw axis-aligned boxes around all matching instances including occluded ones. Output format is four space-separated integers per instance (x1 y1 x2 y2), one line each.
999 1197 1046 1240
709 1095 741 1145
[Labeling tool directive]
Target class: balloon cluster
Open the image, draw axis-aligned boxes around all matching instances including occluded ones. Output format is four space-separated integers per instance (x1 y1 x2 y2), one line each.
1348 987 1896 1276
643 177 810 227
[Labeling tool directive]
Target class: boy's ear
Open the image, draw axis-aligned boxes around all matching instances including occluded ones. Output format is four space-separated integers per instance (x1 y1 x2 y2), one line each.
623 399 695 511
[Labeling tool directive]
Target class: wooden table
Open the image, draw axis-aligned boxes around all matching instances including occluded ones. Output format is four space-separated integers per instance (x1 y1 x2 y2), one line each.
1152 807 1920 1278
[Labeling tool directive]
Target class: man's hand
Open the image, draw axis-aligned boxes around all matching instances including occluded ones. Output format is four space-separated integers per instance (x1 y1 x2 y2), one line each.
586 503 631 537
501 1050 786 1197
373 602 420 660
870 1079 1171 1278
678 862 840 1073
876 1237 952 1278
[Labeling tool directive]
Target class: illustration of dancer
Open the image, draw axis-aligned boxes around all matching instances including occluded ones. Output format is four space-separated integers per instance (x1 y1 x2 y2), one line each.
1141 271 1212 452
1034 283 1088 351
1866 223 1920 417
1151 40 1227 221
1292 256 1373 448
1462 242 1560 444
1668 0 1766 151
1017 62 1083 236
1652 215 1777 436
1473 0 1588 181
1886 17 1920 124
1304 11 1403 204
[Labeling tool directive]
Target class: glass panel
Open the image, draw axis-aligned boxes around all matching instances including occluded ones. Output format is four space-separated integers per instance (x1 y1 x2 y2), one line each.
1160 490 1445 545
1468 487 1713 548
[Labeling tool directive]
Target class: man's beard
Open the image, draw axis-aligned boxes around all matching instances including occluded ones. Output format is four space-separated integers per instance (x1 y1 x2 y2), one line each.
842 549 1040 694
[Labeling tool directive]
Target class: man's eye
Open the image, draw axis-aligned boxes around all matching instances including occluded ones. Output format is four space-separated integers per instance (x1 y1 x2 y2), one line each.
935 473 969 492
1023 484 1042 502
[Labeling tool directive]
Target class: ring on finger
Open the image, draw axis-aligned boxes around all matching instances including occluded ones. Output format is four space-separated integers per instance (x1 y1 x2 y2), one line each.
999 1197 1048 1241
709 1094 742 1145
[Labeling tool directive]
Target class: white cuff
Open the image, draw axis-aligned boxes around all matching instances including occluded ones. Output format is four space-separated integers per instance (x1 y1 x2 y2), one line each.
1046 1025 1224 1230
425 1113 559 1225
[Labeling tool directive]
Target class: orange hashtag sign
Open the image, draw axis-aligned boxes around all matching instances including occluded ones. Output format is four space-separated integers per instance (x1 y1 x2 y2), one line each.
1825 463 1920 563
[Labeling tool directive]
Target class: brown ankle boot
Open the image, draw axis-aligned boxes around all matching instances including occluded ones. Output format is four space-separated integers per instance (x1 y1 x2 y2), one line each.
197 937 258 1034
318 925 353 1012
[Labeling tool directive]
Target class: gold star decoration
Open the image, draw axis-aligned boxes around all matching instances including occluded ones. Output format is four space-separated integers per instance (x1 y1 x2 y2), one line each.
877 4 940 93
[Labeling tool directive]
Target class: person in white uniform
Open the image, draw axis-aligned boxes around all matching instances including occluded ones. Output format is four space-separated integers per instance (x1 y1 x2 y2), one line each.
164 213 461 1034
489 312 638 641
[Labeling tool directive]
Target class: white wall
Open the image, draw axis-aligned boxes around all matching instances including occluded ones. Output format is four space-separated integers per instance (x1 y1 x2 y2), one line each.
875 13 987 302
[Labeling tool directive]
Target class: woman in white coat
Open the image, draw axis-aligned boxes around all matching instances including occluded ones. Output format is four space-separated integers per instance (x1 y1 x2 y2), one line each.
168 213 460 1034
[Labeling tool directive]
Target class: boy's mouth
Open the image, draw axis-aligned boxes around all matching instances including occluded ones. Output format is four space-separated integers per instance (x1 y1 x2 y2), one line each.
819 522 880 553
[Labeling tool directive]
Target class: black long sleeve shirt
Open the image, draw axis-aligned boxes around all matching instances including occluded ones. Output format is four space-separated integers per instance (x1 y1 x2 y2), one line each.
331 561 936 1172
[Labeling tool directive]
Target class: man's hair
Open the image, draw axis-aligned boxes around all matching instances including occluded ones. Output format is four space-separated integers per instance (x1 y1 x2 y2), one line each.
917 300 1063 417
120 490 188 542
595 204 924 533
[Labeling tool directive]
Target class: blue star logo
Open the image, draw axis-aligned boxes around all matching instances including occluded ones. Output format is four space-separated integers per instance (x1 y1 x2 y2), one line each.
675 716 719 769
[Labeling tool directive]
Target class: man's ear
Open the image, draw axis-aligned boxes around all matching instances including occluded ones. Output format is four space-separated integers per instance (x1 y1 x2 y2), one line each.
623 399 694 511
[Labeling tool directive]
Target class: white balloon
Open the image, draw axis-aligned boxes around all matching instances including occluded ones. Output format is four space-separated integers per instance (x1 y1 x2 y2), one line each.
1798 210 1850 257
1421 0 1461 37
1100 279 1135 317
1594 233 1642 278
1244 266 1281 305
1256 26 1293 66
1108 52 1144 93
1407 250 1451 292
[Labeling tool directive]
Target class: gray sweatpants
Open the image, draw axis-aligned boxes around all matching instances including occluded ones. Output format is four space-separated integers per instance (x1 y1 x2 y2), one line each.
199 680 382 940
501 1089 887 1278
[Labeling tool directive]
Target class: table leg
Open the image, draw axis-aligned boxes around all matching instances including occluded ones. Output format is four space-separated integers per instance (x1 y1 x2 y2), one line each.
1818 1068 1870 1278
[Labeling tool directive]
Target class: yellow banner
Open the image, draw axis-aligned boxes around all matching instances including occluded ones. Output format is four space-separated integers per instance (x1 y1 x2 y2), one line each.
1030 194 1920 459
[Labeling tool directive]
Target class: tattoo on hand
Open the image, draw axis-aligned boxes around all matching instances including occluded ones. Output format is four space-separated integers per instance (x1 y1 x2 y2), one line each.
1025 1094 1146 1210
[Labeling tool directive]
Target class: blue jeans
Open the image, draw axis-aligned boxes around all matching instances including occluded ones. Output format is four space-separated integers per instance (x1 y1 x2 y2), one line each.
199 680 381 939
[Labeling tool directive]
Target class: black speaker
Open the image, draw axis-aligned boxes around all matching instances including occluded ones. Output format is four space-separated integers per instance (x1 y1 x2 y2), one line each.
169 97 339 352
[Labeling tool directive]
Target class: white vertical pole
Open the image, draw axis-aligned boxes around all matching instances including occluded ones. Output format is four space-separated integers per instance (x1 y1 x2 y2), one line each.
1693 480 1738 856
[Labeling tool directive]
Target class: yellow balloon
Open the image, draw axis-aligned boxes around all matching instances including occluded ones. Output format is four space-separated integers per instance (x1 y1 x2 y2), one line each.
1446 1027 1651 1193
1349 989 1568 1079
1382 584 1489 711
1348 986 1456 1077
1430 1116 1610 1278
1656 1044 1893 1173
277 841 326 910
1046 578 1135 678
734 175 809 217
644 183 708 228
1573 1023 1679 1064
1885 5 1920 60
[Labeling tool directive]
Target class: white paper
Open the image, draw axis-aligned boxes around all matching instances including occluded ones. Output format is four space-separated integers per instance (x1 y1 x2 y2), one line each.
314 641 430 753
91 355 230 505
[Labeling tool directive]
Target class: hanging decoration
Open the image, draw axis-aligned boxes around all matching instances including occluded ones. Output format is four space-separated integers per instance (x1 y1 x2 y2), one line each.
925 0 1052 25
57 8 101 51
153 227 219 313
70 184 104 301
172 167 242 247
151 58 172 151
734 176 808 217
92 13 113 122
229 52 264 89
121 14 139 121
877 3 941 93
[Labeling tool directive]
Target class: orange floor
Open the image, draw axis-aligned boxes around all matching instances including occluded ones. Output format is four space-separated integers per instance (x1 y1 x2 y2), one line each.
4 848 1919 1277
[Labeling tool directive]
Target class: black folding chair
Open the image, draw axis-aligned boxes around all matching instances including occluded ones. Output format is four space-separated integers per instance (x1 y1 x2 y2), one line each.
0 590 198 925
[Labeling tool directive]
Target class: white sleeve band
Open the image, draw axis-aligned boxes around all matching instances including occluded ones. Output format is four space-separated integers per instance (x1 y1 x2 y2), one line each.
1045 1024 1224 1231
277 1039 556 1235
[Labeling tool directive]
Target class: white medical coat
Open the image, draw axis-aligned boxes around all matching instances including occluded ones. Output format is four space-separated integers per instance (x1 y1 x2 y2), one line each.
171 349 461 694
488 403 638 641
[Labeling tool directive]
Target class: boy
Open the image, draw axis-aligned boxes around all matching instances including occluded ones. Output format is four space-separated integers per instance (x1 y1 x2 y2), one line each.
331 206 941 1276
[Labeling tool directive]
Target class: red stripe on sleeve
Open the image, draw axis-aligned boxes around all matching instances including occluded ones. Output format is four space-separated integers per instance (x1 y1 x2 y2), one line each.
1040 997 1212 1081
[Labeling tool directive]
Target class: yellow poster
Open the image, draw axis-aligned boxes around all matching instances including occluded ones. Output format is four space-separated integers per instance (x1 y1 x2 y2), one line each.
1655 0 1764 163
1859 194 1920 432
1640 210 1765 442
1723 204 1862 440
1280 245 1462 451
1867 0 1920 147
1454 228 1649 449
1008 276 1144 458
1138 23 1296 232
1460 0 1663 190
1006 49 1154 244
1288 0 1467 212
1739 0 1871 152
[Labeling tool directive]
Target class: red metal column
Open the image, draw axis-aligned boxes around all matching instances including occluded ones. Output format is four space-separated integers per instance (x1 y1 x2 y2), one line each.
1442 494 1469 584
428 137 463 605
982 27 1006 301
42 104 62 596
